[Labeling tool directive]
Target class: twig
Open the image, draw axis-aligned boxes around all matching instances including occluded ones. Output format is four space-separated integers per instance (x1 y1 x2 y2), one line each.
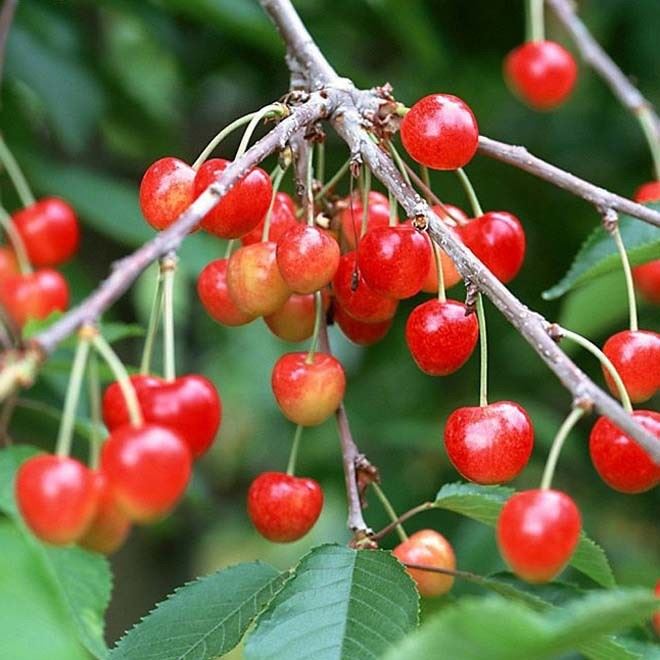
371 501 434 542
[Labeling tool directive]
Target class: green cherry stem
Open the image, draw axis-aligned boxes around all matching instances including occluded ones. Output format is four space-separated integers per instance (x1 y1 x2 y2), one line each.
371 481 408 543
316 141 325 184
139 268 164 376
286 424 304 476
433 240 447 303
55 333 91 458
360 166 371 238
313 158 350 202
305 291 324 365
224 239 236 260
455 167 484 217
610 224 639 332
87 350 102 469
305 146 315 227
0 135 35 207
0 205 32 274
388 189 398 228
388 142 413 187
234 102 287 161
526 0 545 43
540 406 585 490
262 165 286 241
475 293 489 407
637 106 660 180
420 165 431 190
161 255 177 382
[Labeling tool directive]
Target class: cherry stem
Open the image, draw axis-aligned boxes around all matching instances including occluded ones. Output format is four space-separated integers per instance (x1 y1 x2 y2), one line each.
139 268 164 376
87 350 102 470
55 333 91 458
360 166 371 238
224 239 236 260
305 291 324 365
476 293 489 407
305 146 315 227
262 165 286 241
161 255 177 382
610 224 639 332
316 140 325 184
636 107 660 180
540 406 585 490
526 0 545 42
388 189 398 228
0 135 35 207
420 166 431 190
455 168 484 217
370 501 434 541
558 326 633 413
371 481 408 543
388 142 413 187
313 158 350 202
286 424 304 476
234 102 287 162
0 205 31 274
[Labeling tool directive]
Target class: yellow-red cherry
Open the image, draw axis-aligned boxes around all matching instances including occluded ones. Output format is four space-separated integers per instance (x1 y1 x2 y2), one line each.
339 191 391 249
265 291 330 343
197 258 256 326
421 205 466 293
0 269 69 327
241 192 298 245
0 246 18 280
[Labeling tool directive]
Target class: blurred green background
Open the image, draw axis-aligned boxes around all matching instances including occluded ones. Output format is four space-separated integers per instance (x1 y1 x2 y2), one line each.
1 0 658 651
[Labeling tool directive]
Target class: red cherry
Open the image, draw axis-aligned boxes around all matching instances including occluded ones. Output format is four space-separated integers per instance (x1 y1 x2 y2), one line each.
392 529 456 597
139 157 196 231
405 299 478 376
264 291 329 343
276 224 340 294
505 41 578 110
633 261 660 304
247 471 323 542
102 374 221 459
12 197 79 267
460 211 526 283
444 401 534 484
197 258 256 326
0 246 18 280
497 489 581 583
226 241 290 316
634 181 660 204
193 158 272 238
602 330 660 403
334 303 392 346
422 205 466 293
339 191 391 249
400 94 479 170
653 580 660 635
79 471 131 554
16 455 97 545
358 224 431 299
101 424 191 522
332 251 398 323
241 192 298 245
271 352 345 426
0 269 69 327
589 412 660 494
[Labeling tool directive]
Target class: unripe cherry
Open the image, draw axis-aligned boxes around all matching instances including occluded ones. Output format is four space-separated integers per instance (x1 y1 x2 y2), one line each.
197 258 256 326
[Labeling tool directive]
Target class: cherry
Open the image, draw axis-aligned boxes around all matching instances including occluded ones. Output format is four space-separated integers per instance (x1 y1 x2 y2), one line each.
79 471 131 554
0 246 18 280
422 205 466 293
271 352 346 426
101 424 191 523
444 401 534 484
102 374 221 459
241 192 298 246
226 241 290 316
334 303 392 346
265 291 329 343
460 211 526 283
276 224 340 293
497 489 581 583
139 157 196 231
589 411 660 494
392 529 456 597
193 158 272 238
602 330 660 403
633 261 660 304
247 471 323 542
197 258 256 326
634 181 660 204
332 251 398 323
12 197 79 267
0 269 69 327
339 191 391 249
405 299 479 376
16 454 97 545
505 41 578 110
654 580 660 636
400 94 479 170
358 224 431 299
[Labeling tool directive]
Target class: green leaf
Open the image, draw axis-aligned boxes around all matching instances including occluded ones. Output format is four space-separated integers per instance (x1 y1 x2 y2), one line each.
245 544 419 660
433 482 615 587
110 562 287 659
0 444 38 517
543 206 660 299
382 590 658 660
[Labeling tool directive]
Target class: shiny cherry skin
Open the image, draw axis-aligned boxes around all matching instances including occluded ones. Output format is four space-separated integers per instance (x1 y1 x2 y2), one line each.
16 454 97 545
460 211 526 283
634 181 660 204
241 192 298 245
12 197 79 267
602 330 660 403
589 411 660 494
339 191 391 249
444 401 534 484
101 424 192 523
79 471 131 554
102 374 221 459
401 94 479 170
497 489 581 583
633 261 660 304
422 205 466 293
505 41 578 110
0 269 69 327
334 303 393 346
358 224 431 299
139 157 196 231
193 158 272 238
276 224 340 294
271 352 346 426
264 291 329 343
393 529 456 597
197 258 256 326
247 471 323 542
0 246 18 280
332 251 398 323
226 241 290 316
406 299 479 376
